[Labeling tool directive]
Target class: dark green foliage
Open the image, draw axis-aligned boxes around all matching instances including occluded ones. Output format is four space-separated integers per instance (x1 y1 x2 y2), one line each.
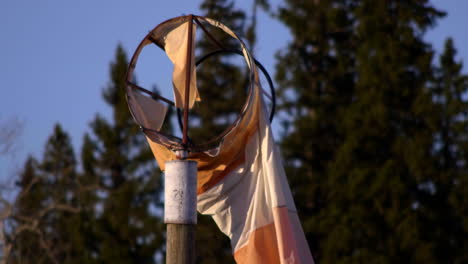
322 1 443 261
276 0 467 263
40 125 80 263
428 38 468 263
276 1 359 260
11 124 80 263
83 45 164 263
11 156 47 263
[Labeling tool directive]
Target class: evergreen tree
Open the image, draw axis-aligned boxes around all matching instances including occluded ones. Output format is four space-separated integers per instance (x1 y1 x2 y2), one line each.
428 38 468 263
10 46 166 263
276 1 358 260
69 133 101 264
275 0 450 263
10 156 47 263
11 124 80 263
40 124 79 263
323 2 443 262
85 45 164 263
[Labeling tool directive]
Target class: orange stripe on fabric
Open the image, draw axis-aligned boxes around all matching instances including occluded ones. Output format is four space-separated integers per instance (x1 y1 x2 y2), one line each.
193 97 260 194
233 223 280 264
272 207 301 263
196 150 246 194
234 207 314 264
146 135 250 195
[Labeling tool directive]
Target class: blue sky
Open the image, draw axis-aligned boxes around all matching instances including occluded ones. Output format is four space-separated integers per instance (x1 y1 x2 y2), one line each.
0 0 466 182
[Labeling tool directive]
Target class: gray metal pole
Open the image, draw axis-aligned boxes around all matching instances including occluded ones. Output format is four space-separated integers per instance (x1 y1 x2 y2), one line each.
164 155 197 264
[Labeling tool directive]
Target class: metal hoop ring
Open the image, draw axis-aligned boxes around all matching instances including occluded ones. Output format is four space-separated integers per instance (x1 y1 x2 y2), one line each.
176 49 276 138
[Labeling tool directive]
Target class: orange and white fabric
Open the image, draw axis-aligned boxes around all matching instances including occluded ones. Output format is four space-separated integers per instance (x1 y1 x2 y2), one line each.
196 88 314 264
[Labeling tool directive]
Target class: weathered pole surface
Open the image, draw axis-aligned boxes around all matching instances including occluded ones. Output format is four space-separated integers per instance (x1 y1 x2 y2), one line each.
165 156 197 264
166 224 196 264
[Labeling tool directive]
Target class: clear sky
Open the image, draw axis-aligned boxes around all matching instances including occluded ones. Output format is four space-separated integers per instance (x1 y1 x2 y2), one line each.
0 0 466 182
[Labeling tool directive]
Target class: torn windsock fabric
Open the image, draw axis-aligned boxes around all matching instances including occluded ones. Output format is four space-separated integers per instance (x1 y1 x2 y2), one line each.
143 83 314 263
127 87 167 131
196 88 314 264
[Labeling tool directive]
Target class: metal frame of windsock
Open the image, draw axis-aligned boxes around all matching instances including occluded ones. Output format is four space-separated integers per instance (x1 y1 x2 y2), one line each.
125 14 281 264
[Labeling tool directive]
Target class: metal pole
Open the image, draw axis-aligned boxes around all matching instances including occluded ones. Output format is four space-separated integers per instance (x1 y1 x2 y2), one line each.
166 15 196 264
165 153 197 264
182 15 194 147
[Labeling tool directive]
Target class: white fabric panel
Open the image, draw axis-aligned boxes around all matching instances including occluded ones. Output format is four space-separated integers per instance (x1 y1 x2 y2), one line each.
127 88 167 131
197 127 272 251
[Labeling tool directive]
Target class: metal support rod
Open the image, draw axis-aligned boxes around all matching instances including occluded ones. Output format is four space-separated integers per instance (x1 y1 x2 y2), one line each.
193 17 224 50
165 153 197 264
166 15 197 264
182 15 194 147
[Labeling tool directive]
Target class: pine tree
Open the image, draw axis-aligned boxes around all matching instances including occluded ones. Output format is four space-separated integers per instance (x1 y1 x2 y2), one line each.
428 38 468 263
11 46 166 263
40 124 79 263
276 1 358 260
10 156 47 263
69 133 101 264
85 45 164 263
275 0 447 263
11 124 81 263
323 2 444 262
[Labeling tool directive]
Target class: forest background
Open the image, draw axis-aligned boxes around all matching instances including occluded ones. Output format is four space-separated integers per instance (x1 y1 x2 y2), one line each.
1 0 467 263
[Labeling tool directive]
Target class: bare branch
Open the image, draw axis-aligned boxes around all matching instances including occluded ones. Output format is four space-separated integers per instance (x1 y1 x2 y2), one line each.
0 173 102 264
0 117 23 156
